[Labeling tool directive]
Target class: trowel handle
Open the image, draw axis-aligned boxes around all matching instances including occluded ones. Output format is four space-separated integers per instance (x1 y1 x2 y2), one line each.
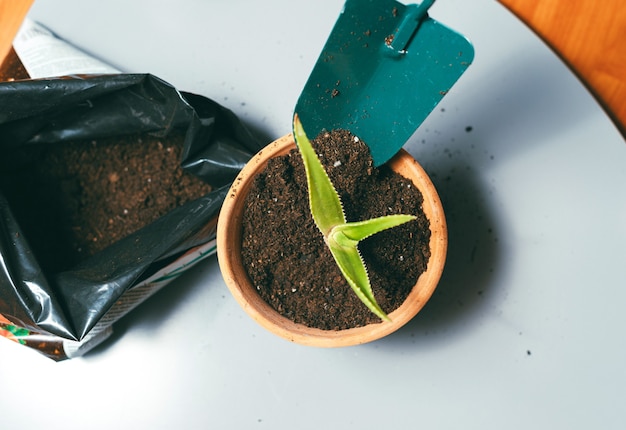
498 0 626 139
0 0 34 65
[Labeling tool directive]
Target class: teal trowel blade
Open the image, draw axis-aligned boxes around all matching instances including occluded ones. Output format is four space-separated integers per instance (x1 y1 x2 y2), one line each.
295 0 474 166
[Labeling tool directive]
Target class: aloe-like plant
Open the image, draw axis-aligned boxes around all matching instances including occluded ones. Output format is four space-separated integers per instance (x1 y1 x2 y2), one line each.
293 114 416 322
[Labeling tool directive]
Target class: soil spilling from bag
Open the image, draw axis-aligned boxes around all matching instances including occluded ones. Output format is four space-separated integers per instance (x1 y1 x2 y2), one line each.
0 132 213 273
241 130 431 330
0 48 29 81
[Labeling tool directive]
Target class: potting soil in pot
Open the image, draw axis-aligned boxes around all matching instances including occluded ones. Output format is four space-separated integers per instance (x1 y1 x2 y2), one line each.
241 130 431 330
0 131 213 273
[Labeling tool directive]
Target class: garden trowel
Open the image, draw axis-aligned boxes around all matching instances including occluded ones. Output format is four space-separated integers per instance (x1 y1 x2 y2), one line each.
295 0 474 166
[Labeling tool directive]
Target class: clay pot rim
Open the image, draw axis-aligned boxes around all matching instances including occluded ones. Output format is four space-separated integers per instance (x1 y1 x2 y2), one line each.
217 133 447 347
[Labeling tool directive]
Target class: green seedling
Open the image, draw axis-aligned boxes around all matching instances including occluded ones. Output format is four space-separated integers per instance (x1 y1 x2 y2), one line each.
293 114 416 322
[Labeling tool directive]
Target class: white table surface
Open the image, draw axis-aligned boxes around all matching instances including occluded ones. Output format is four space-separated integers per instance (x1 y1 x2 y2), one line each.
2 1 625 429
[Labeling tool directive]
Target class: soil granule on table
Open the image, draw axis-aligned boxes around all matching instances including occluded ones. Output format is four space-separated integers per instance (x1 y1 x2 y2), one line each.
0 131 213 273
241 130 431 330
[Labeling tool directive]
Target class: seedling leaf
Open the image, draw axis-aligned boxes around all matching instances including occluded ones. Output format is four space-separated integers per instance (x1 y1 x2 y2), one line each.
293 114 344 236
333 215 416 243
327 235 390 321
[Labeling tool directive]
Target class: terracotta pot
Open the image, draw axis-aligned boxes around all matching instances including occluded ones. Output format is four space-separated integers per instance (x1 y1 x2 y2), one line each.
217 133 447 347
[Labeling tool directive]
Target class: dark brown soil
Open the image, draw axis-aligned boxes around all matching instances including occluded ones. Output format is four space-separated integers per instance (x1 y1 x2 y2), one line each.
241 130 431 330
0 132 213 273
0 48 29 81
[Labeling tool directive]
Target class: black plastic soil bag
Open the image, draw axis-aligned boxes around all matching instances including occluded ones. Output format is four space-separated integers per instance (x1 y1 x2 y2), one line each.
0 73 262 360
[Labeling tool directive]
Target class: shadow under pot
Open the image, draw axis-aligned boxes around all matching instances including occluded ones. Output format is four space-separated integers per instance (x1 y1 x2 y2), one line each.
217 132 447 347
